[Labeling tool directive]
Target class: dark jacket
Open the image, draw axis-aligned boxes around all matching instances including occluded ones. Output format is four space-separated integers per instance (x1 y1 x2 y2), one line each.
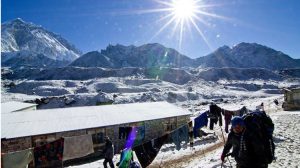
103 140 114 159
208 104 222 130
222 128 268 167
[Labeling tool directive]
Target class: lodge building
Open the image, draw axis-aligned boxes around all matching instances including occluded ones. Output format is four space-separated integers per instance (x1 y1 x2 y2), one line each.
1 101 191 165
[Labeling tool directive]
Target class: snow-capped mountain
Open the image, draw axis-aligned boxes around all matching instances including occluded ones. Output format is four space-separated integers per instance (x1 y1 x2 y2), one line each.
196 42 300 70
71 43 196 68
2 19 299 71
69 51 114 68
1 18 81 63
71 42 299 70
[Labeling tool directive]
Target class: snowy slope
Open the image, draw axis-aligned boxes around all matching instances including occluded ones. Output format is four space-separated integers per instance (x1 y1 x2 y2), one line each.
196 43 300 70
1 52 70 69
1 18 81 62
69 51 114 68
71 43 195 68
196 67 282 81
5 65 298 84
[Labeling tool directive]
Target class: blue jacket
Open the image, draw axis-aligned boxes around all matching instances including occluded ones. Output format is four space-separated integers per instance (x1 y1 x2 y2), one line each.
193 112 208 137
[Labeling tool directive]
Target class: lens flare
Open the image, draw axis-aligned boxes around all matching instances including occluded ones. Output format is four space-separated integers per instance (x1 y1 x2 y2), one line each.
171 0 197 20
146 0 229 51
118 0 231 63
124 127 137 149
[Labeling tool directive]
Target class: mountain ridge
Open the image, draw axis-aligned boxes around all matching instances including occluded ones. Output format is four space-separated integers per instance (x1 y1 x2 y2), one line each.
2 18 300 70
72 42 300 70
196 42 300 70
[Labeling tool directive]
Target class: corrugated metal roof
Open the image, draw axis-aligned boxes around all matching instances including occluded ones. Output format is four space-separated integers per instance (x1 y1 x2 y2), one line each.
1 101 37 114
1 102 191 139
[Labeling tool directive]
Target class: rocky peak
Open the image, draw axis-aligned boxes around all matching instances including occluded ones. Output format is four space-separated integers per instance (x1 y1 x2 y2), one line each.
1 18 81 62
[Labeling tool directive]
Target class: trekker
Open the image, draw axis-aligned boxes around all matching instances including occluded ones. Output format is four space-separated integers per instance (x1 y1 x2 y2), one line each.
117 148 133 168
103 136 115 168
274 99 279 106
221 117 269 168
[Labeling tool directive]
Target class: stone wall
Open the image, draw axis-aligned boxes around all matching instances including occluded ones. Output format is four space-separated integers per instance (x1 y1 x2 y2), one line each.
1 137 32 152
1 115 190 156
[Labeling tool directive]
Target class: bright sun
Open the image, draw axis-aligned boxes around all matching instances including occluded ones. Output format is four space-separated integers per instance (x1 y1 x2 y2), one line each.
171 0 197 20
130 0 227 51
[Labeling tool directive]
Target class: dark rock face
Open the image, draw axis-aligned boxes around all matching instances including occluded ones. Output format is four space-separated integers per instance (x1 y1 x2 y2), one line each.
71 43 195 68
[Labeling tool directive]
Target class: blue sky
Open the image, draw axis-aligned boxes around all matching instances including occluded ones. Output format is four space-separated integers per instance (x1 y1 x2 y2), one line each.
2 0 300 59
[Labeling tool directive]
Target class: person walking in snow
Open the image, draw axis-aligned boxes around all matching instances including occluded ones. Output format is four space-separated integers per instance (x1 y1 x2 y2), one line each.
117 147 133 168
273 99 279 106
103 136 115 168
220 117 269 168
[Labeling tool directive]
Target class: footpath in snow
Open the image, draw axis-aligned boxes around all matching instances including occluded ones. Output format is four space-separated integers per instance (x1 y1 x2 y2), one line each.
168 110 300 168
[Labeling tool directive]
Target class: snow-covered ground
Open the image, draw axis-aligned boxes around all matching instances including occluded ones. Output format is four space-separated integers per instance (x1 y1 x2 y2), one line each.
2 77 298 110
154 110 300 168
2 76 300 168
66 96 300 168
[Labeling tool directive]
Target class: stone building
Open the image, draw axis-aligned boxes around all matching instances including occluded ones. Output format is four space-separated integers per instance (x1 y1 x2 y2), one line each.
1 101 191 165
282 88 300 110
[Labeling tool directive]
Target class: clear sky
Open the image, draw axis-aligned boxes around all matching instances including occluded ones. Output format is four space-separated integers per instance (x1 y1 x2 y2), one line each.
2 0 300 59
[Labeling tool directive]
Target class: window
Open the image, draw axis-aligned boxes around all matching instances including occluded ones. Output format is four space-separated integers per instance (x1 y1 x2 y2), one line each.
164 118 177 132
119 125 145 141
87 128 105 145
92 132 105 144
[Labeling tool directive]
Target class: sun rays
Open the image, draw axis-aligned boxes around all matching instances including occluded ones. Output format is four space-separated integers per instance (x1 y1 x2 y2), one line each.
113 0 230 55
143 0 228 51
171 0 198 20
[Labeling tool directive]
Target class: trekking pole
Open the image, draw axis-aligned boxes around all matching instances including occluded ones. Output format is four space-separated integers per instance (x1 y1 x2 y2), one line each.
219 126 226 144
219 126 227 168
221 153 233 168
226 153 233 167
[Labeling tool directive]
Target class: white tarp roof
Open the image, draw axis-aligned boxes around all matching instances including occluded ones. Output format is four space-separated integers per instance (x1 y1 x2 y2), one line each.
1 101 37 114
1 102 191 139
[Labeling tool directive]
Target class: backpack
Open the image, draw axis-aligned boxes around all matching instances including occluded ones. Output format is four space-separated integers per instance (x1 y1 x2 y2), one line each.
242 111 275 164
130 161 141 168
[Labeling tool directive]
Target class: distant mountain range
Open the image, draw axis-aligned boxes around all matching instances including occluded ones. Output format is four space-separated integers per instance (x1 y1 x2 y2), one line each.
196 43 300 70
70 43 196 68
73 42 300 70
2 18 300 70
